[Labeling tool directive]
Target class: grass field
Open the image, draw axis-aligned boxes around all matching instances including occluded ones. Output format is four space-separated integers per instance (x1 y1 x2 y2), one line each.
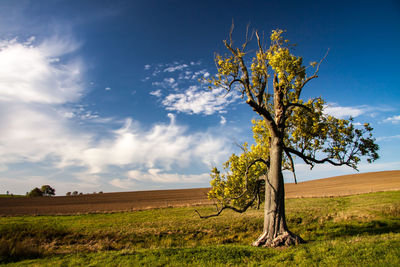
1 190 399 266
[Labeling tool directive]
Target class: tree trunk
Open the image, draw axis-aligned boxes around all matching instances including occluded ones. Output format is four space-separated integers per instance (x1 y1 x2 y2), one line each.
252 137 305 247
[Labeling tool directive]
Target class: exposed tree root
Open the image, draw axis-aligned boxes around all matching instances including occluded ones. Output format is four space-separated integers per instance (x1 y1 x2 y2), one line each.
252 231 305 247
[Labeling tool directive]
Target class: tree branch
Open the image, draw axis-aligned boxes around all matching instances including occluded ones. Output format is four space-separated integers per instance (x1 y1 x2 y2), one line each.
285 102 312 115
230 158 269 200
284 147 352 168
246 99 278 135
298 49 329 95
195 180 263 219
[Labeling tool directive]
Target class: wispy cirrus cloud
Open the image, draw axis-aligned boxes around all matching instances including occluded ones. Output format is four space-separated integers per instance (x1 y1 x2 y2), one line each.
162 86 240 115
324 103 394 119
110 169 210 189
324 104 368 118
150 89 162 97
376 135 400 141
383 115 400 124
164 63 188 72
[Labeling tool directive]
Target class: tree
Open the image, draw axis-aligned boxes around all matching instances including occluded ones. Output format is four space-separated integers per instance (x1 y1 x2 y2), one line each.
72 191 79 196
41 185 55 196
199 27 379 247
28 187 43 197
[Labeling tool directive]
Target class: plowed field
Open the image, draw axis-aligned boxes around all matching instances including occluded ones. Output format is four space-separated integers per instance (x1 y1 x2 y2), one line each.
1 170 399 216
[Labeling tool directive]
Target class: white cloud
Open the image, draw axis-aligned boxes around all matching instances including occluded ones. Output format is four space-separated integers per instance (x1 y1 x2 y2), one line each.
144 64 151 70
164 64 188 72
324 104 366 118
0 37 88 166
376 135 400 141
0 37 83 104
110 168 211 189
190 69 209 80
383 115 400 124
105 87 111 91
152 77 178 89
220 116 227 125
162 86 241 115
125 169 209 184
0 103 91 166
150 89 162 97
164 77 175 84
324 103 394 119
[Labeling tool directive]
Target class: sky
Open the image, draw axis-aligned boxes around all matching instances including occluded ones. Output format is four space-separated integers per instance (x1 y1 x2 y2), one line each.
0 0 399 195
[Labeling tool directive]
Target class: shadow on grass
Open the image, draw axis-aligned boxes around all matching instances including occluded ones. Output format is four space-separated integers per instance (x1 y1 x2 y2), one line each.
0 223 70 263
308 220 400 241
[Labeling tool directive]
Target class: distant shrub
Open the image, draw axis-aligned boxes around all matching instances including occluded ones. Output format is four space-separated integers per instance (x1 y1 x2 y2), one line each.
72 191 78 196
28 188 43 197
79 192 83 195
66 192 71 196
99 191 103 194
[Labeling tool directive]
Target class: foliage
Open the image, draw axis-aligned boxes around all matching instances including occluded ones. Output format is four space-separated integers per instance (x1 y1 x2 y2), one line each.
40 185 55 196
27 187 43 197
0 191 399 265
208 120 270 211
26 185 56 197
205 28 379 215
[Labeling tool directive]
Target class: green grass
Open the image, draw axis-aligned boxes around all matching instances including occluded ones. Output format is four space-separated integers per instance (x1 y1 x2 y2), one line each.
1 191 399 266
0 195 24 198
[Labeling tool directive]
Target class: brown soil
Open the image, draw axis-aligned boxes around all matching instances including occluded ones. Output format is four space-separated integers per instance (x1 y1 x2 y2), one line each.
285 170 400 198
1 170 399 216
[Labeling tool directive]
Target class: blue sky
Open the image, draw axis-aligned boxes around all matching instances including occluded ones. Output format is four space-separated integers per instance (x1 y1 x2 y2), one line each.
0 0 399 195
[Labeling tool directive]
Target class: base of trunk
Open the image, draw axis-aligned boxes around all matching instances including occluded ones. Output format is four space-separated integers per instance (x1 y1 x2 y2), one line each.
252 231 305 247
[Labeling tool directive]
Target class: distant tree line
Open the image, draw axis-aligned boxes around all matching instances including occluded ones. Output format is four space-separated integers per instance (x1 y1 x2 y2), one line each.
65 191 103 196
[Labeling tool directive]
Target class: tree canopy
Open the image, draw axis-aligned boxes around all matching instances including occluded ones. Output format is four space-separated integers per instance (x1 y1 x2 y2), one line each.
41 185 56 196
28 187 43 197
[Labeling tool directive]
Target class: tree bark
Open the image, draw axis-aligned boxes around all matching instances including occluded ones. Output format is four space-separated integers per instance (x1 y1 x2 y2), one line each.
252 136 305 247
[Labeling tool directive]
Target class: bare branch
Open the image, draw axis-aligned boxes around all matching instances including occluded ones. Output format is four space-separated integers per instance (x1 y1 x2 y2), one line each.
314 48 330 75
284 147 352 168
228 78 246 91
241 23 253 51
298 49 329 95
255 31 264 53
229 20 235 46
